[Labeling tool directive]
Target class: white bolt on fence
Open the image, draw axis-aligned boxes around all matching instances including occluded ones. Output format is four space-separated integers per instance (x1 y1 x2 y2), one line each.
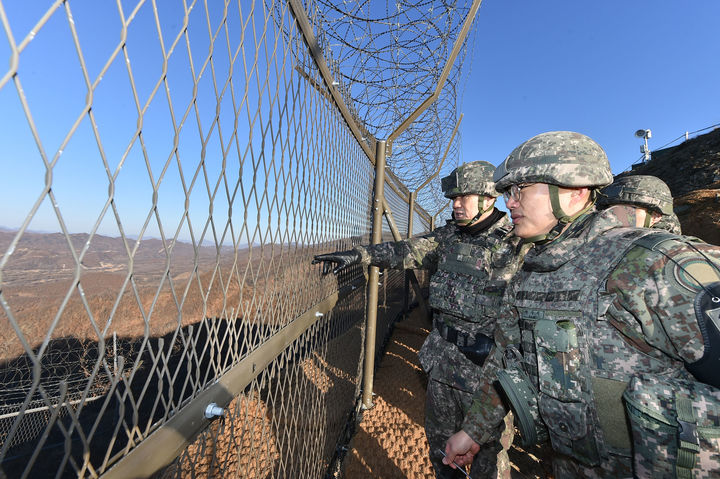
204 404 224 419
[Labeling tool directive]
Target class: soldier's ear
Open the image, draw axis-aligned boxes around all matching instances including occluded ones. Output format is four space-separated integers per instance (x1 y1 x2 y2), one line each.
569 187 590 199
565 187 591 207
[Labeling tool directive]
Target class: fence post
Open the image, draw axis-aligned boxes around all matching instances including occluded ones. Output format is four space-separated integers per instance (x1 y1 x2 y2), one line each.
407 191 416 239
113 331 118 374
403 191 416 317
362 140 387 409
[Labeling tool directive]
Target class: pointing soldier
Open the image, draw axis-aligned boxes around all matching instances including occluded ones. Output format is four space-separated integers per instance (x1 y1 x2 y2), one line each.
444 131 720 478
313 161 527 478
597 174 682 233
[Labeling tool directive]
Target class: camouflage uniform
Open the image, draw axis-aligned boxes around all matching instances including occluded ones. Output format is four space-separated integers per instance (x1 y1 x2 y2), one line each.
652 213 682 234
352 162 526 478
463 132 720 478
598 174 682 233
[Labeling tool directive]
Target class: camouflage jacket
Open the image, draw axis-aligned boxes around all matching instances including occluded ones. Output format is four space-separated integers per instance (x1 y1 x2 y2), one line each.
354 210 526 390
653 212 682 234
462 204 720 452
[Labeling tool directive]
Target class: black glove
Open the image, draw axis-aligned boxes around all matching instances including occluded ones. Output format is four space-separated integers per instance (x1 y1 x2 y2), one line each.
312 249 362 275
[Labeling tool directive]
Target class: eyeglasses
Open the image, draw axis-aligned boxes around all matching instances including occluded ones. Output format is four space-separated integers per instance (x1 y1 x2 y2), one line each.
502 183 535 202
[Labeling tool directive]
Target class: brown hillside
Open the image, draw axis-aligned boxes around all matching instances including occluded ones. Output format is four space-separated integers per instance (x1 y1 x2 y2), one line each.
0 231 305 361
674 187 720 245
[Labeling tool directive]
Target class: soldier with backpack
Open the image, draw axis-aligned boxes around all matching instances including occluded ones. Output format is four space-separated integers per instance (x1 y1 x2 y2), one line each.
443 131 720 478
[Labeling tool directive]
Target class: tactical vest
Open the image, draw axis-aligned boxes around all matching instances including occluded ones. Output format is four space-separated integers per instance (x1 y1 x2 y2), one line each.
429 222 516 336
511 227 696 467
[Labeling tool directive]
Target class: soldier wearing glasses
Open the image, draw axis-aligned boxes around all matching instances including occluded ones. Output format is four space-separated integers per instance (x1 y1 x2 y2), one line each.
443 131 720 478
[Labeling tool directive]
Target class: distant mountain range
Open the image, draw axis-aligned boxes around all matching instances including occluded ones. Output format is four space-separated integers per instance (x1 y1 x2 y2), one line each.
0 230 253 286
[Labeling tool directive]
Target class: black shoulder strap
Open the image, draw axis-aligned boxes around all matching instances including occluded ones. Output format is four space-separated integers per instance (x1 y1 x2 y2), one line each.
632 230 708 253
631 231 679 251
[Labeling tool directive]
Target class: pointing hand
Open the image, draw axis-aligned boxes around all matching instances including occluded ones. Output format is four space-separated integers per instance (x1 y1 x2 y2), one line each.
312 249 362 275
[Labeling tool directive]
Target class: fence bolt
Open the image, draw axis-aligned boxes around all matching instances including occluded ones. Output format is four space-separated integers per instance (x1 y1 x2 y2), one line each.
204 403 224 419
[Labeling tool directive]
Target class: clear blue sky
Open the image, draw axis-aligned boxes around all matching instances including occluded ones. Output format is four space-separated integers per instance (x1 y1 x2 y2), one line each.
461 0 720 176
0 1 718 238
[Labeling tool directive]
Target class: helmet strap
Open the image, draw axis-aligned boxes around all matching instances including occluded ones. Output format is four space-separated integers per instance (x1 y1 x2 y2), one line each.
478 196 494 215
643 211 653 228
523 186 595 244
549 185 595 223
548 184 567 221
454 216 473 226
456 197 494 227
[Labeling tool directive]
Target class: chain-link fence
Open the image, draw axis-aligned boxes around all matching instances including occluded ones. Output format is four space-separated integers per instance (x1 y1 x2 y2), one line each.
0 0 478 477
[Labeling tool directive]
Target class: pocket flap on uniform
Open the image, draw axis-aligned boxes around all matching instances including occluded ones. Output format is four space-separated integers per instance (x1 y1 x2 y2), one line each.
538 395 589 440
534 320 577 353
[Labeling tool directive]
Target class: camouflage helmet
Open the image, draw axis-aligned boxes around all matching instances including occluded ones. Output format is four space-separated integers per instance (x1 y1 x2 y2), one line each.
493 131 613 191
441 161 499 199
598 175 674 216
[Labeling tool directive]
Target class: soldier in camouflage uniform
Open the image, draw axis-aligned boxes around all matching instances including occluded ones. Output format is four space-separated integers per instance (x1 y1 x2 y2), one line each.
443 132 720 478
597 174 682 233
313 161 527 478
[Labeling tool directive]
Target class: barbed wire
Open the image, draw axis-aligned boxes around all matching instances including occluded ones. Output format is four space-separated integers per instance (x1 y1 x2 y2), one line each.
309 0 479 217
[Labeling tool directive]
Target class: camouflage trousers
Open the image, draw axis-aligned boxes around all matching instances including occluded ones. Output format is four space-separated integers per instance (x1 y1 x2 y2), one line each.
425 377 501 479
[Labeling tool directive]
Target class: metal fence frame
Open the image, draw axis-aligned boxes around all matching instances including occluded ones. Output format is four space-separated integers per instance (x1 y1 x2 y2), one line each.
0 0 480 477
